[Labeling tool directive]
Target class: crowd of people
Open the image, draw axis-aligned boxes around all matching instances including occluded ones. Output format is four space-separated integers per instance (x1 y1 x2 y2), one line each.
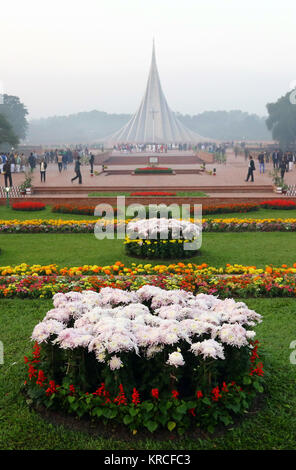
244 149 295 183
113 142 204 153
0 146 95 186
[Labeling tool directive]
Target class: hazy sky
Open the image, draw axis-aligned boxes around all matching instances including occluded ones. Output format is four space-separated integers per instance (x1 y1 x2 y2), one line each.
1 0 296 119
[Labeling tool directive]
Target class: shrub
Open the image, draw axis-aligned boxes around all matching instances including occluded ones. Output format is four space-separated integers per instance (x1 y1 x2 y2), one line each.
52 204 118 216
192 203 259 216
12 202 45 211
125 218 200 259
25 288 264 433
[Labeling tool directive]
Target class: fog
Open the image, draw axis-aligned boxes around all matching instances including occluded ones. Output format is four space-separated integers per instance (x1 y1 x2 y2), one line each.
1 0 296 119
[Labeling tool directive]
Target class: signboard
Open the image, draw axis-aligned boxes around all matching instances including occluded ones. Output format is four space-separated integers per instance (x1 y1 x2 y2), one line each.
149 156 159 165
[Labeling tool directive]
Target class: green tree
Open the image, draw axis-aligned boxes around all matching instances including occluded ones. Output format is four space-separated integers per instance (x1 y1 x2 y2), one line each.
0 94 28 140
0 113 19 147
266 91 296 148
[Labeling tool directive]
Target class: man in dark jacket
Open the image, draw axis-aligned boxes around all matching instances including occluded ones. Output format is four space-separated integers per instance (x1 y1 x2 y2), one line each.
71 157 82 184
245 155 255 182
279 159 286 180
89 153 95 174
3 159 12 187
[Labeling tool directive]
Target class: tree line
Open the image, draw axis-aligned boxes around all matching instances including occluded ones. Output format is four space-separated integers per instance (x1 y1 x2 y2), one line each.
1 90 296 148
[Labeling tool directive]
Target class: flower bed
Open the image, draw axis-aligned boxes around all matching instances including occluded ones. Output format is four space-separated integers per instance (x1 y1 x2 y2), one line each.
260 200 296 210
1 270 296 299
24 287 264 433
1 261 296 277
196 203 259 215
125 218 200 259
52 204 96 216
51 204 120 217
134 167 173 174
1 217 296 233
12 202 46 211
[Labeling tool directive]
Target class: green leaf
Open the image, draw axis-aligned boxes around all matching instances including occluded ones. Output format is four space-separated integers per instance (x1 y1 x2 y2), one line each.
102 408 115 419
93 407 103 417
219 414 233 426
243 376 252 385
67 396 75 404
176 404 187 415
145 420 158 433
129 407 139 417
167 421 176 432
143 402 154 413
202 397 211 406
123 414 133 425
253 381 264 393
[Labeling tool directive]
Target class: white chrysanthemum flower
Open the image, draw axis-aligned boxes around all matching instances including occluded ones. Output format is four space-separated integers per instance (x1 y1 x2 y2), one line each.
109 356 123 370
31 319 65 343
219 323 248 347
190 339 225 360
166 351 185 367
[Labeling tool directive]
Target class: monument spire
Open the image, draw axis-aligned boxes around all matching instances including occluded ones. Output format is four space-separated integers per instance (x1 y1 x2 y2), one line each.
106 41 206 143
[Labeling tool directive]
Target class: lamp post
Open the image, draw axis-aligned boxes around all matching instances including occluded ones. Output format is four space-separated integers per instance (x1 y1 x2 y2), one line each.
5 187 10 208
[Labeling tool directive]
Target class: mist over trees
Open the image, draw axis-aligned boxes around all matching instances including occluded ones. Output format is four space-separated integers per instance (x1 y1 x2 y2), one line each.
0 114 19 148
266 91 296 148
27 109 271 144
0 94 28 141
27 111 130 144
179 111 271 141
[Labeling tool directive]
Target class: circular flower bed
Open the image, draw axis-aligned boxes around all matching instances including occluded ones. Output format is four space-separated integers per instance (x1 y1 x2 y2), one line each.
25 287 264 434
12 202 46 211
125 218 200 259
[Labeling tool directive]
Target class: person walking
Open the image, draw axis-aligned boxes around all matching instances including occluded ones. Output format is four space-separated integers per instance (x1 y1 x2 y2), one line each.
28 152 35 172
62 153 68 170
258 152 265 174
71 157 82 184
279 159 286 181
3 158 13 187
245 155 256 182
40 158 47 182
89 153 94 174
15 154 21 173
57 154 63 173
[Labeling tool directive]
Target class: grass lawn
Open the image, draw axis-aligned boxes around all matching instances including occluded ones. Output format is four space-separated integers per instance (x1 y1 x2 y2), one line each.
206 208 296 219
0 232 295 267
0 206 95 221
2 205 296 222
0 297 295 450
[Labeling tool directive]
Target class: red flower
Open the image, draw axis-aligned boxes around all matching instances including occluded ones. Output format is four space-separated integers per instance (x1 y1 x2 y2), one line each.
32 342 41 363
28 363 37 380
171 389 179 399
36 369 47 387
250 362 264 377
46 380 58 396
132 388 140 406
69 384 76 395
151 388 159 399
93 382 106 397
12 202 46 211
196 390 203 399
222 382 229 393
211 386 222 402
189 408 196 417
114 384 127 406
